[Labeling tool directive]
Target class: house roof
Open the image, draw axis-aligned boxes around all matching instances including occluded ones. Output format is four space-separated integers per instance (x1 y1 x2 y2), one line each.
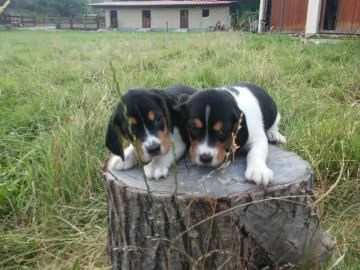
87 1 233 8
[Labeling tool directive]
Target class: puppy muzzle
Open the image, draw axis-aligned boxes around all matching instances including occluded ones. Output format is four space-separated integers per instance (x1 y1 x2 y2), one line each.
199 153 213 164
146 143 161 156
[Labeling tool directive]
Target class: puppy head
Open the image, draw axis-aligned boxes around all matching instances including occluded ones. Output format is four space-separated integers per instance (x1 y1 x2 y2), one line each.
105 89 172 162
181 89 241 166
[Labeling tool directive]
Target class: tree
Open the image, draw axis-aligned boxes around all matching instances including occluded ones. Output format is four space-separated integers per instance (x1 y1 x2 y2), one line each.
5 0 89 16
50 0 88 16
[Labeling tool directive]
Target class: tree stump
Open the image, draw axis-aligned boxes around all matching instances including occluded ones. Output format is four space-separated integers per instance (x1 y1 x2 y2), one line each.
102 145 335 270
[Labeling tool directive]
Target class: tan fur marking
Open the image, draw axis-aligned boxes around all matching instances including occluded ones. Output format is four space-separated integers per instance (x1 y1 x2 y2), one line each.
148 111 155 121
193 118 203 129
135 138 144 158
157 118 170 154
129 117 137 125
189 139 198 162
213 121 223 131
215 142 227 165
157 130 170 154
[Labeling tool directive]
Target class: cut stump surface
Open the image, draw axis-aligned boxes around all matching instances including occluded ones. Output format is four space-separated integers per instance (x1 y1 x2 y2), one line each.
103 145 335 270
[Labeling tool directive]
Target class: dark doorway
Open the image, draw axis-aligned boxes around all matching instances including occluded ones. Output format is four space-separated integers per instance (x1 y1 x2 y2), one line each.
321 0 360 33
322 0 339 30
110 10 118 28
180 10 189 28
142 10 151 28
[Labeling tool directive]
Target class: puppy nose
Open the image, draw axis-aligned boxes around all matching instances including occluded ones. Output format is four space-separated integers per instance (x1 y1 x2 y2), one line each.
199 153 213 164
146 143 161 155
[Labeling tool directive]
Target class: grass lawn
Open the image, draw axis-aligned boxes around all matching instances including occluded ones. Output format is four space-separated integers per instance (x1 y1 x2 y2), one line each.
0 30 359 269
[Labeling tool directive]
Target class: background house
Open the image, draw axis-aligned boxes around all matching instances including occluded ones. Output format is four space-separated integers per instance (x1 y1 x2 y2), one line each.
258 0 360 35
88 1 232 32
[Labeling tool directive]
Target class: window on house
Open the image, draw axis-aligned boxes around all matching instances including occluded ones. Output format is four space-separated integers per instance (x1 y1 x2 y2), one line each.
142 10 151 19
180 10 188 17
202 9 209 17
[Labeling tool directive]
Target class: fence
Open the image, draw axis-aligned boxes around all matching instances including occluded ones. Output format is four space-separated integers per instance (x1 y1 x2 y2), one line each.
0 14 106 30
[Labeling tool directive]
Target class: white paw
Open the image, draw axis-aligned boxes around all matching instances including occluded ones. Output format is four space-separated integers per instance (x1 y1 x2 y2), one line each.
143 162 169 180
245 165 274 186
267 131 286 144
107 155 136 171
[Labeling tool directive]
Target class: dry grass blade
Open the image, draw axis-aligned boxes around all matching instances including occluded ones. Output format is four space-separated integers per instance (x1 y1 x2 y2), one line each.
311 141 345 207
219 112 244 170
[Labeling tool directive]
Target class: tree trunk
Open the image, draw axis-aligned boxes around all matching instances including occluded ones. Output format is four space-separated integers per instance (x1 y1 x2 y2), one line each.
103 145 334 270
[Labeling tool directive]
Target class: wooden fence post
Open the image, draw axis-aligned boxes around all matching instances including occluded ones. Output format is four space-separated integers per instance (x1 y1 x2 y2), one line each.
70 15 73 29
56 15 61 29
83 15 87 30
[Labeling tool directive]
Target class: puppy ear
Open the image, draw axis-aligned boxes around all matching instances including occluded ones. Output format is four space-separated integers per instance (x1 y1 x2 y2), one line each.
222 107 244 152
232 106 242 121
105 103 128 160
231 107 244 135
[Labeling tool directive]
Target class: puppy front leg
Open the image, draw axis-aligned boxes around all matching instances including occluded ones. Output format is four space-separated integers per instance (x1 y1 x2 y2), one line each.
244 135 273 186
144 133 186 180
107 144 138 171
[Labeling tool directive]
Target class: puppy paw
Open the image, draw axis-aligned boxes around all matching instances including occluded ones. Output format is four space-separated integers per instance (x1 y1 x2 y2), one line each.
143 162 169 180
245 165 274 186
267 131 286 144
107 154 136 171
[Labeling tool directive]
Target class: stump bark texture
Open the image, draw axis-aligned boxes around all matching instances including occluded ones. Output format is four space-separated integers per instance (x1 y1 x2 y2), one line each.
103 145 334 270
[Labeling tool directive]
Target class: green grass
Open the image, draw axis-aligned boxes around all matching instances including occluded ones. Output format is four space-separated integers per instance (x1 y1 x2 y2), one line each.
0 30 359 269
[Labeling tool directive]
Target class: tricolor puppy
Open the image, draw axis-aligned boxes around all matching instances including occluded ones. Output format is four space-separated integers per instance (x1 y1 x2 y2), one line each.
180 82 286 186
105 84 196 180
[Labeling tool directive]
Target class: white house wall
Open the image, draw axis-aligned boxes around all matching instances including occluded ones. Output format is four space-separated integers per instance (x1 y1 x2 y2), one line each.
104 6 230 31
118 8 142 28
189 6 230 29
150 8 179 29
105 9 110 28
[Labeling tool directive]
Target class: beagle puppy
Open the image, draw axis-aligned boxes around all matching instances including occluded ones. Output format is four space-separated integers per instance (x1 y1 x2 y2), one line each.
179 82 286 186
105 84 196 180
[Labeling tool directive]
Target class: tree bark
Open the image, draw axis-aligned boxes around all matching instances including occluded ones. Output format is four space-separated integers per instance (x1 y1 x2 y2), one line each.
103 145 335 270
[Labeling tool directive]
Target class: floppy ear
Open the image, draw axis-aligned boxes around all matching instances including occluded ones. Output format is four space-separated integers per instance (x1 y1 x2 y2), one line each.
105 103 128 160
232 106 242 122
231 106 244 138
221 106 244 152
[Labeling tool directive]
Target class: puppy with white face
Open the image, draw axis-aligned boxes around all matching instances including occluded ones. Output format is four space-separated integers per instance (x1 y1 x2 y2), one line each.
180 83 286 186
105 84 196 180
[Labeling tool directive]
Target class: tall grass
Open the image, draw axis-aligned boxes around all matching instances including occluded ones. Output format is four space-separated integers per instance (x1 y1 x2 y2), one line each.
0 30 359 269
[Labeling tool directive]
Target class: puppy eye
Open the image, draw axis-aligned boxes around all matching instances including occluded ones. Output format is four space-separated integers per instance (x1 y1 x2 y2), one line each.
153 115 163 128
217 130 227 142
190 124 201 136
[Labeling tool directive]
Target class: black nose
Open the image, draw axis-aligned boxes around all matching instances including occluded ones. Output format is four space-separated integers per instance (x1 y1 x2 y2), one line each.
200 153 213 164
146 144 161 155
